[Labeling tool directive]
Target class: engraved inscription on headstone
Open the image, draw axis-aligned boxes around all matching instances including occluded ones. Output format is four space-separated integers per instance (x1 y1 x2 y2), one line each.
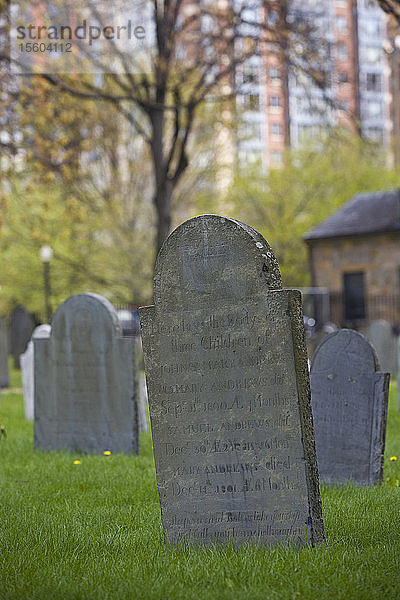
21 325 51 421
139 215 325 547
365 319 397 377
34 293 138 454
10 306 35 369
310 329 389 485
0 317 9 389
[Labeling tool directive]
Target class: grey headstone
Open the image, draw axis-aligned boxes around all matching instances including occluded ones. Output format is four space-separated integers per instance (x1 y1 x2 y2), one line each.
20 325 51 421
310 329 389 485
0 317 9 389
133 335 148 433
10 306 35 369
34 293 139 454
398 337 400 411
136 373 148 433
365 319 397 377
139 215 325 547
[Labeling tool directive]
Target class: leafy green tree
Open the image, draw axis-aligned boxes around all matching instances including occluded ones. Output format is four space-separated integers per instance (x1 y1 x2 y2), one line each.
19 0 328 252
209 132 400 286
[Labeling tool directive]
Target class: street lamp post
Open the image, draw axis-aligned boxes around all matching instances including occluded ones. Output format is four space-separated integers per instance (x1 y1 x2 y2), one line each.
40 245 53 323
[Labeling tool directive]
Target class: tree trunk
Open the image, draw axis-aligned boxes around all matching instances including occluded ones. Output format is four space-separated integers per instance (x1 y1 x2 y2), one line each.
150 106 176 254
154 178 174 254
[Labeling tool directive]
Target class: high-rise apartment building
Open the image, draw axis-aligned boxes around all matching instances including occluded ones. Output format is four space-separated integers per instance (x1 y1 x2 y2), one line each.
236 0 391 169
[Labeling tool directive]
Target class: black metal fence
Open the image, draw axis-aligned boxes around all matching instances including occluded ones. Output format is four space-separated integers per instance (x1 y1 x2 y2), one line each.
326 292 400 332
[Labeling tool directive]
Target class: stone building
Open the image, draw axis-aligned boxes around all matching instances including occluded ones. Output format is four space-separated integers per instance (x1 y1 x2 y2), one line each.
304 189 400 328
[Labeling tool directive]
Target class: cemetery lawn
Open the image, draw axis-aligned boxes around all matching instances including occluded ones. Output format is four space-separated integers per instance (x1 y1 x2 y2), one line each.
0 369 399 600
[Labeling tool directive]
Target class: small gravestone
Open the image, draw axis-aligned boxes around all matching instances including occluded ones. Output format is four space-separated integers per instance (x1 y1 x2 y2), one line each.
133 336 148 433
398 337 400 411
34 293 138 454
0 317 9 388
310 329 389 485
139 215 325 547
365 319 397 377
10 306 35 369
137 373 149 432
20 324 51 421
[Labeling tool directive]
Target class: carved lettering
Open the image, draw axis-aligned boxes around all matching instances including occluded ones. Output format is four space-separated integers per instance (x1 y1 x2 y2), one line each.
140 215 324 546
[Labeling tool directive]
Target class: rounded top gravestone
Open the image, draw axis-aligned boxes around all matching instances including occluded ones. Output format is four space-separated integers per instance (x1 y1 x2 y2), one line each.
140 214 325 548
51 293 122 346
153 215 282 309
312 329 378 374
34 293 138 455
21 324 52 421
32 324 52 339
310 329 389 485
365 319 397 377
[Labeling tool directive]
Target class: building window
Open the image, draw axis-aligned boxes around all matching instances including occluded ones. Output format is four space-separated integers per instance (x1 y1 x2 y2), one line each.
336 16 347 31
343 272 366 320
242 63 260 84
238 121 262 142
366 72 381 91
239 150 263 166
366 47 381 64
240 93 260 111
271 150 283 166
339 71 348 83
270 122 283 136
364 20 381 36
269 66 281 81
364 127 384 142
336 43 347 60
365 100 383 118
269 95 281 107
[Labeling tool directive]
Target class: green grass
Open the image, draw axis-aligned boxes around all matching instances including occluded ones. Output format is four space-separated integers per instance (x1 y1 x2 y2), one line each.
0 371 400 600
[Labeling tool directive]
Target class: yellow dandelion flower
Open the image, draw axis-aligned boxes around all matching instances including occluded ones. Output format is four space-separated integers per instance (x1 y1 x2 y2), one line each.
73 460 81 465
390 456 397 461
104 450 111 456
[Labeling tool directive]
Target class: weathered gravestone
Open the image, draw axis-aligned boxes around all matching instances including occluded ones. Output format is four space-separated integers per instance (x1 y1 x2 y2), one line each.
34 293 139 454
10 306 35 369
398 337 400 411
310 329 389 485
365 319 397 377
20 324 51 421
139 215 325 547
0 317 9 389
133 335 148 433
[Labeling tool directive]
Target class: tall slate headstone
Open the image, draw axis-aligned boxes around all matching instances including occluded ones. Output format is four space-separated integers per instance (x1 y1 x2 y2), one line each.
20 324 51 421
139 215 325 547
365 319 397 377
0 317 9 389
34 293 139 454
310 329 389 485
10 306 35 369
